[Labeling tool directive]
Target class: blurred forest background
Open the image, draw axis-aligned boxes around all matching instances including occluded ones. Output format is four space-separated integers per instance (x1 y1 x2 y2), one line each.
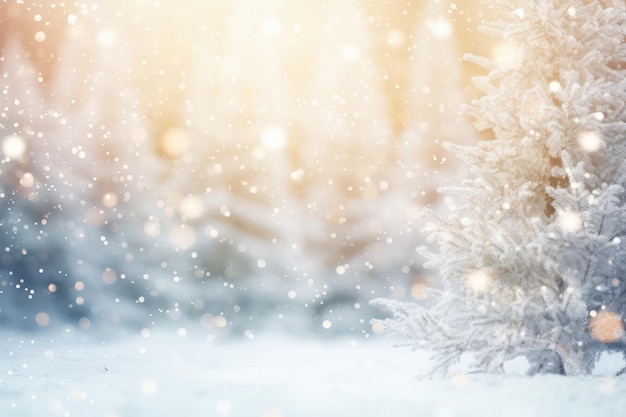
0 0 499 338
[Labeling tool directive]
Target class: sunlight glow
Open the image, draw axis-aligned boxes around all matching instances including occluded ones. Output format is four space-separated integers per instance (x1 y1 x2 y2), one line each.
260 126 287 151
492 40 520 67
97 28 117 48
261 17 282 37
386 29 405 48
342 44 360 62
429 18 453 39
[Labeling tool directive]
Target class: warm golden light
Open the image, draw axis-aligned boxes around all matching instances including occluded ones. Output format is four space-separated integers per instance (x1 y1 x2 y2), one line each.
34 31 47 42
19 172 34 188
410 273 432 300
102 192 118 208
97 28 117 48
411 282 429 300
159 128 190 158
492 40 520 67
0 0 497 331
260 126 287 151
429 18 453 39
386 29 405 48
261 17 282 37
548 80 562 93
341 44 360 62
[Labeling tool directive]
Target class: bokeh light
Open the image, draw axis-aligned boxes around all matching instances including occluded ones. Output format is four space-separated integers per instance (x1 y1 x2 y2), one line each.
558 210 583 233
466 271 491 293
35 312 50 327
590 310 625 343
1 135 27 160
179 196 204 220
577 130 603 153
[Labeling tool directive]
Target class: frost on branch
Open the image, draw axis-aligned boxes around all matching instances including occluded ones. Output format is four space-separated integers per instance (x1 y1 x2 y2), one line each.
372 0 626 376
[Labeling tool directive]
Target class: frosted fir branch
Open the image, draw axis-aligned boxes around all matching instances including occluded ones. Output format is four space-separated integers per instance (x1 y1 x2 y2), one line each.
463 54 497 71
371 295 541 376
470 76 498 96
476 21 508 40
370 298 453 343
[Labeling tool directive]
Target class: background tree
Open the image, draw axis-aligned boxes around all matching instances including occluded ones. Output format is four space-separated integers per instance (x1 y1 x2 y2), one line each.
0 39 87 328
291 0 405 332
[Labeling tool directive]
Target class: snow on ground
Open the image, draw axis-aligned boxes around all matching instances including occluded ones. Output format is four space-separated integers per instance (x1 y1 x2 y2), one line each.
1 331 626 417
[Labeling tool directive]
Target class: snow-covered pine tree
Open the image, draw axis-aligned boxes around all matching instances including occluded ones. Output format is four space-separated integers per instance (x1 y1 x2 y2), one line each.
372 0 626 376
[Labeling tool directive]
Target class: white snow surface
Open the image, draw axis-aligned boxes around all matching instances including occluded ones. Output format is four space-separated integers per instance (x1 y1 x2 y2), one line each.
1 331 626 417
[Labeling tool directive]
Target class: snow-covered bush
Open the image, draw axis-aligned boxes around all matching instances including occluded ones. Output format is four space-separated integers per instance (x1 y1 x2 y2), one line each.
372 0 626 375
